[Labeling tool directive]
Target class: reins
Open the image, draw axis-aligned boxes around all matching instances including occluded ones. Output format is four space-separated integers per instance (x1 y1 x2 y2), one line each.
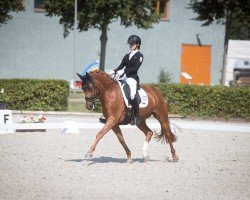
97 80 116 99
85 75 117 105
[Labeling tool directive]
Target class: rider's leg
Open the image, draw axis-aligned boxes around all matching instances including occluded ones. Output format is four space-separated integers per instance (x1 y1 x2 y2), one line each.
99 116 106 124
126 78 140 125
130 97 140 125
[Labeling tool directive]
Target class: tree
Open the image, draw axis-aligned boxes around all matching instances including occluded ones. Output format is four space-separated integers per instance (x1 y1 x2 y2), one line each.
189 0 250 46
158 68 172 83
229 14 250 40
0 0 23 26
188 0 250 84
44 0 160 71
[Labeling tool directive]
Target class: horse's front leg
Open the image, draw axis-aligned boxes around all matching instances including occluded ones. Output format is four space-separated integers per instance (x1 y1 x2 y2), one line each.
85 116 117 158
112 125 133 163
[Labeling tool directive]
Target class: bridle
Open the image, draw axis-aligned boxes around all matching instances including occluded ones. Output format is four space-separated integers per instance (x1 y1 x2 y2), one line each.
82 77 116 106
82 81 99 104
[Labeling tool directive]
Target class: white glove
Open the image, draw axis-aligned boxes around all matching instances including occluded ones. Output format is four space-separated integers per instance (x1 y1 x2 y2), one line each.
108 70 115 75
113 69 125 80
116 69 124 76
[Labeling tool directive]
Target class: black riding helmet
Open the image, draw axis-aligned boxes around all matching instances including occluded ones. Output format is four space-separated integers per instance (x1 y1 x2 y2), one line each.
127 35 141 49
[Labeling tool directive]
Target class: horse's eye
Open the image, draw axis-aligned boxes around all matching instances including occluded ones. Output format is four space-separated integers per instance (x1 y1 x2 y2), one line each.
82 85 87 91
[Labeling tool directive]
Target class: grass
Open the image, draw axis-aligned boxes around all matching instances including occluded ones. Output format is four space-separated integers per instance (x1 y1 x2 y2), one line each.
67 92 97 113
69 92 85 99
67 102 89 112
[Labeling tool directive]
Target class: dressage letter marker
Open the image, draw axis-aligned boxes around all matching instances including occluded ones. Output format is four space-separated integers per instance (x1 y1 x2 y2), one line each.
0 110 14 134
61 121 79 134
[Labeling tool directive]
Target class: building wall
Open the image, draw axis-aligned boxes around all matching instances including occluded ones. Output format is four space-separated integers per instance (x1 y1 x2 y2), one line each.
0 0 225 84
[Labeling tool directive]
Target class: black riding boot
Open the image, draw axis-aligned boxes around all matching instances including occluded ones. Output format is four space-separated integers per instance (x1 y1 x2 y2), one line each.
99 116 106 124
131 98 140 126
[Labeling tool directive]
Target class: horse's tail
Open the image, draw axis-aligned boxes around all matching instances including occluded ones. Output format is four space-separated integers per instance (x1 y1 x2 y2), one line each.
154 130 177 144
154 120 178 144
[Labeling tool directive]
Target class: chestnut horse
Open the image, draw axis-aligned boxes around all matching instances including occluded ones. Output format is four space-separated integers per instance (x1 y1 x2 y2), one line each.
77 70 178 163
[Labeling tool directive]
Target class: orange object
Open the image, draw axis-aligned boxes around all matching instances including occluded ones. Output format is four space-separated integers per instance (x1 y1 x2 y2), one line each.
75 81 82 88
180 44 211 85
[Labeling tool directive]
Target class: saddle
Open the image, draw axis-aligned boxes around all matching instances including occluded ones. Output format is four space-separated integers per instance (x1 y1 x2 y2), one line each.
118 80 149 125
99 80 148 125
118 80 148 109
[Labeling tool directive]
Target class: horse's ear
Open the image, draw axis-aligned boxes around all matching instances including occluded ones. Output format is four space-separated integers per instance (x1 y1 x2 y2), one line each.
86 72 90 77
77 73 84 81
85 72 92 81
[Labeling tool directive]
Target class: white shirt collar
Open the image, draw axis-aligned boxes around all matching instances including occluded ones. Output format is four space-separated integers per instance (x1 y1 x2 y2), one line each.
129 49 138 60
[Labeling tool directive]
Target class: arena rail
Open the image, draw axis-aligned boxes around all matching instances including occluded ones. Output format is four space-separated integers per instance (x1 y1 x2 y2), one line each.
1 121 250 135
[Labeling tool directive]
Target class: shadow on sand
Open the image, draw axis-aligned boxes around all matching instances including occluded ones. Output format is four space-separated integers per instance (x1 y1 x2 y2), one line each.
66 156 159 164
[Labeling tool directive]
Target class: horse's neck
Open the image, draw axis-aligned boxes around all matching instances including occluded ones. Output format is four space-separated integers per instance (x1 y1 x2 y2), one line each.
91 72 115 93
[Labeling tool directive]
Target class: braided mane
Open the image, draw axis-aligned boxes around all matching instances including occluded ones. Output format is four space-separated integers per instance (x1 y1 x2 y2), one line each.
89 69 116 82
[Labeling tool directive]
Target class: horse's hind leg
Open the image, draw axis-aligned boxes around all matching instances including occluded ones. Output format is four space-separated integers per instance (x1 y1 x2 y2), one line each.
112 125 133 163
153 112 179 162
137 121 154 162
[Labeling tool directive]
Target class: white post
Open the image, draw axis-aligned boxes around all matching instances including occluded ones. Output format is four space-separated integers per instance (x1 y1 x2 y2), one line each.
73 0 77 94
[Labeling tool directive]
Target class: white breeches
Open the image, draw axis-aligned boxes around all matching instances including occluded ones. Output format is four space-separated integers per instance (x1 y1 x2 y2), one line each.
120 76 137 100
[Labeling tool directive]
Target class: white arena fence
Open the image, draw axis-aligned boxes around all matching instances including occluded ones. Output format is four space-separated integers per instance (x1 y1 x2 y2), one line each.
1 110 250 134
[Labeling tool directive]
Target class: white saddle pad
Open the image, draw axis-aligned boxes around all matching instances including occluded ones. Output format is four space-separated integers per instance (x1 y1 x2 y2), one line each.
118 81 148 108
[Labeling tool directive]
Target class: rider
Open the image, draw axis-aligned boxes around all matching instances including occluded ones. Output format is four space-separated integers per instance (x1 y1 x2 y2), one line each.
109 35 144 125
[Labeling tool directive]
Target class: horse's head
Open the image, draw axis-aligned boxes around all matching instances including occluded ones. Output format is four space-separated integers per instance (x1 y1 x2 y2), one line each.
77 72 99 110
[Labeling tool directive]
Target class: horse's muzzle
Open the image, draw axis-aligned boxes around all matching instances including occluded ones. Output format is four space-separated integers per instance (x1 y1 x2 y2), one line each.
85 100 94 110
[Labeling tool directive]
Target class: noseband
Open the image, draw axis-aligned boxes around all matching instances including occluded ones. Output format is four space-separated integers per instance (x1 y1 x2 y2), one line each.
82 81 99 104
81 75 116 106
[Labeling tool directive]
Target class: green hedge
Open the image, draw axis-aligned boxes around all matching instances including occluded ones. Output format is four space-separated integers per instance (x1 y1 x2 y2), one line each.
153 83 250 120
0 79 69 111
93 83 250 120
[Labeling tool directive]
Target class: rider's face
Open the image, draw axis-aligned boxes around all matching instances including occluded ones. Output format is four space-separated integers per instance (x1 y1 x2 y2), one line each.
129 43 137 51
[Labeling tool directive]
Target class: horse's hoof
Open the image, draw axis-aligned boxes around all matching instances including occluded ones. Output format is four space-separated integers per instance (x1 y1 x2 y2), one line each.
143 155 149 163
85 153 93 159
127 159 133 164
165 157 173 162
173 155 179 163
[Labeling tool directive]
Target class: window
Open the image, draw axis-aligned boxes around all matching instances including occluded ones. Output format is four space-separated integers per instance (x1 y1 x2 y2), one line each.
154 0 170 20
34 0 45 12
